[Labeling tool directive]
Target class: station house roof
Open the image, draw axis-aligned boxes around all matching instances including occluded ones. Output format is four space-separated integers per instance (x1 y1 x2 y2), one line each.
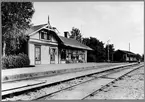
26 24 93 51
59 36 92 50
116 49 136 56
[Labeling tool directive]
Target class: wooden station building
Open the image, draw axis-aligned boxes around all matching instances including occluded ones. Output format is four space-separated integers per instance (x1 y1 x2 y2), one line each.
24 18 92 65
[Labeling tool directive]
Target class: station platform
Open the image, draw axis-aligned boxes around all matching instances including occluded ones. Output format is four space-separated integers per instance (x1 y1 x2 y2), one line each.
2 63 130 83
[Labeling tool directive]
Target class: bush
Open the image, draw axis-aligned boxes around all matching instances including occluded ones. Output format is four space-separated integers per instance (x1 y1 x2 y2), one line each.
18 53 30 65
1 56 9 69
87 54 96 62
2 53 30 69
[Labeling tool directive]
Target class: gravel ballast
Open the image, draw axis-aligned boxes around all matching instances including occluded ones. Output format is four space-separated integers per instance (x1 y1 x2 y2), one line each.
86 66 144 99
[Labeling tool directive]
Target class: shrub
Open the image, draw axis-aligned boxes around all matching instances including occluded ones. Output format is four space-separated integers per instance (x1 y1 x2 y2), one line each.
87 54 96 62
18 53 30 65
1 56 9 69
2 53 30 69
8 55 15 68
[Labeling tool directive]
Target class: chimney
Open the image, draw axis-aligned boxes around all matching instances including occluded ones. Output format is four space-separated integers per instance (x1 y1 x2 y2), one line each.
64 31 69 38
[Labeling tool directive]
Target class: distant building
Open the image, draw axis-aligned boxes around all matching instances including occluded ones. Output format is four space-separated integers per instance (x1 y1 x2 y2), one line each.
23 21 92 65
113 49 137 62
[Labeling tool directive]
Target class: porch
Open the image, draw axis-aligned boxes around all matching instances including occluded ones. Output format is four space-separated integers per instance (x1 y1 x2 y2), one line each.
58 46 87 64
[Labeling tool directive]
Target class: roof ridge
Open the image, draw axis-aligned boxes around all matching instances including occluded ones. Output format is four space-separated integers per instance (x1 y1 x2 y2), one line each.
32 23 47 27
118 49 135 54
59 35 80 41
58 36 84 44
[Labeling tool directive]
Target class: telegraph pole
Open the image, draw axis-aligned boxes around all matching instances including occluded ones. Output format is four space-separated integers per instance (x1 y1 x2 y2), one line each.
129 43 130 52
129 43 130 62
81 24 82 34
81 24 82 43
107 40 110 62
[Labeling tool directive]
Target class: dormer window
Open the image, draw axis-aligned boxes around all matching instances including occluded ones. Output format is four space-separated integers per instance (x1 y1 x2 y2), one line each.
47 34 51 40
40 30 51 41
41 32 44 39
44 33 47 39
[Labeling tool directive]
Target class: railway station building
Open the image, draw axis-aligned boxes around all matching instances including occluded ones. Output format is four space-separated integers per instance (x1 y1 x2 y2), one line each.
24 21 92 65
113 50 137 62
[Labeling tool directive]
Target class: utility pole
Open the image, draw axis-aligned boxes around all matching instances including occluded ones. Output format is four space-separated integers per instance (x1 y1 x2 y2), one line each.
129 43 130 52
81 24 82 34
81 24 82 43
107 40 110 62
129 43 130 62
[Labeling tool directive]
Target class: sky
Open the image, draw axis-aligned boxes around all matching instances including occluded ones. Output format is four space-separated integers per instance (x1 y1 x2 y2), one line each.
31 2 144 55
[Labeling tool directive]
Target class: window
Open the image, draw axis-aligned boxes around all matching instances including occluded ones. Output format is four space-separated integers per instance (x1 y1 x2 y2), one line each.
61 49 66 60
35 46 41 61
40 31 46 40
41 32 44 39
47 35 51 40
52 49 56 55
40 30 52 41
40 31 46 39
50 48 56 62
44 33 47 39
50 48 57 55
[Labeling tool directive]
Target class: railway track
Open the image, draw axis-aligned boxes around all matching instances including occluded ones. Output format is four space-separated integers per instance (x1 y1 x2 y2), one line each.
2 63 143 101
35 64 143 100
81 64 144 100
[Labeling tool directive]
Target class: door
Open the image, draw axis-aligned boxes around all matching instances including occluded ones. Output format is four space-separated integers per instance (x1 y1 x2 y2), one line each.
50 48 56 64
35 45 41 65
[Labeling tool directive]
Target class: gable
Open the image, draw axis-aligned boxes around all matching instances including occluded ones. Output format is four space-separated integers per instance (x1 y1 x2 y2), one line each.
30 32 40 39
25 24 47 36
30 29 58 43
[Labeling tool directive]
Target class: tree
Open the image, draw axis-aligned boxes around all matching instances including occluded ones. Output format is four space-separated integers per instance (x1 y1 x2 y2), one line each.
70 27 82 42
105 44 115 62
82 37 106 62
2 2 35 56
136 54 141 61
141 54 144 62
